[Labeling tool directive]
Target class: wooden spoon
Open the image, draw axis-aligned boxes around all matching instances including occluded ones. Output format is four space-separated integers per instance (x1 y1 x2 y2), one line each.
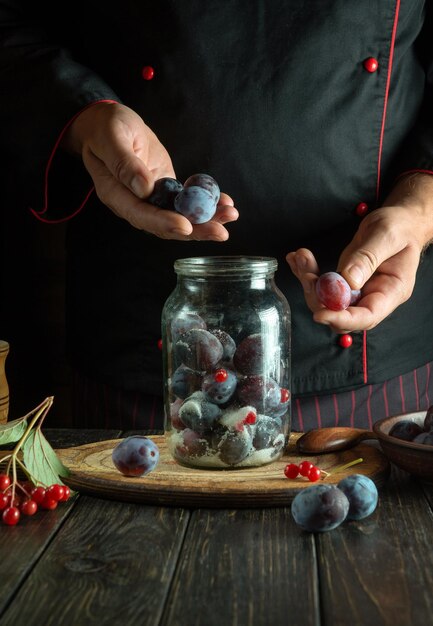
296 427 378 454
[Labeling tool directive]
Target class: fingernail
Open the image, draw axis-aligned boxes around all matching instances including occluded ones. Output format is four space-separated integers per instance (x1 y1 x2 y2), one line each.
347 265 364 287
131 175 147 198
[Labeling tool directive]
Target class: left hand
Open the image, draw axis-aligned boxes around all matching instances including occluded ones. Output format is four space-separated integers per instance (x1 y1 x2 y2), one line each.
286 174 433 333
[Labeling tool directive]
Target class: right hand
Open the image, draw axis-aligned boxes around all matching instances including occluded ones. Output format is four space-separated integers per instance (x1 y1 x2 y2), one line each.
61 101 238 240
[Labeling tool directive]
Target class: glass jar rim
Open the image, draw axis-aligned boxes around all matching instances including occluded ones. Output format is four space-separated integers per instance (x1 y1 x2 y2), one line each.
174 255 278 277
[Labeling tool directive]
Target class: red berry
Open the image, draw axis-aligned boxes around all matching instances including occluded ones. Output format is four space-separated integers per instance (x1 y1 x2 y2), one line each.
284 463 299 479
307 466 322 482
0 494 9 510
31 487 46 504
59 486 71 502
46 484 65 502
39 496 58 511
214 368 228 383
7 494 21 507
0 474 11 491
21 480 35 493
280 388 290 403
2 506 20 526
299 460 314 477
243 411 257 425
20 499 38 516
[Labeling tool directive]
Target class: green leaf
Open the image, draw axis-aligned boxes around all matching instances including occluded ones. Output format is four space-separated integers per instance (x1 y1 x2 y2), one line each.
22 429 70 487
0 417 27 446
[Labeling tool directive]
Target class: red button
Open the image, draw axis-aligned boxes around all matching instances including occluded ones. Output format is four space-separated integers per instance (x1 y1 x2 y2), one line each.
355 202 369 217
339 334 353 349
363 57 378 73
142 65 155 80
157 338 163 350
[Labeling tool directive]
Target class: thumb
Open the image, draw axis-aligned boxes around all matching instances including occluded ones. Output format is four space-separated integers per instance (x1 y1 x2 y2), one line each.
337 229 397 290
92 135 154 199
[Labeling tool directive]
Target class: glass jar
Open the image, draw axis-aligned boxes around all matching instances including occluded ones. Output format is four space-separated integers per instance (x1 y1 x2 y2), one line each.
161 256 291 469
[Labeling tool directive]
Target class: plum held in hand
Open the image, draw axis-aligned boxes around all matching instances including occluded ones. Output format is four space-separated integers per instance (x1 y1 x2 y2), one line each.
316 271 360 311
184 173 220 203
112 436 159 477
174 186 217 224
337 474 378 520
147 177 184 210
291 484 350 532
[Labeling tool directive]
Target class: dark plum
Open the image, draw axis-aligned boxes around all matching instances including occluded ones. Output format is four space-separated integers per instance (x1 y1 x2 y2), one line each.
267 387 291 418
217 428 253 465
171 365 203 399
112 436 159 477
175 328 223 371
174 186 217 224
233 333 264 375
171 312 206 343
169 397 185 430
175 428 209 458
291 484 350 532
209 329 236 362
316 272 352 311
413 431 433 445
147 177 183 210
178 391 222 433
389 419 423 442
252 415 282 450
337 474 378 520
237 375 281 413
184 173 220 203
202 368 237 405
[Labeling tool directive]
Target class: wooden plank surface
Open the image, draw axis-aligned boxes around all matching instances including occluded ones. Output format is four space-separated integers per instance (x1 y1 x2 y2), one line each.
0 497 191 626
161 508 320 626
0 498 77 616
56 435 390 507
1 430 431 626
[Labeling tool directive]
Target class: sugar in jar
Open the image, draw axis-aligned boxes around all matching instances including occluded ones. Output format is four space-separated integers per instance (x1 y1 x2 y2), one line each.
161 256 291 469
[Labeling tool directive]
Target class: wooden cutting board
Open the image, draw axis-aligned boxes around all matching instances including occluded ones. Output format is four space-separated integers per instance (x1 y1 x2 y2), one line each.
57 433 390 508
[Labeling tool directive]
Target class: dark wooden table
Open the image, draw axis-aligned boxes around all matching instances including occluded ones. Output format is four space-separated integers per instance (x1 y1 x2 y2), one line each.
1 429 432 626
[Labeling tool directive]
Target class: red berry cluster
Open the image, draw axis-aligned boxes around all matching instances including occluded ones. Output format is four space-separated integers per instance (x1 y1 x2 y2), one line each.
284 460 323 482
0 473 71 526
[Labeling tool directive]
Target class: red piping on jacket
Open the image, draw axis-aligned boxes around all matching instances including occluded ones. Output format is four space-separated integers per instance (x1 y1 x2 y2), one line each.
29 99 119 224
362 0 401 384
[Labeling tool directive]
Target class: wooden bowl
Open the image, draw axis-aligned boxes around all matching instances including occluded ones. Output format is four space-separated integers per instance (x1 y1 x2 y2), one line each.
373 412 433 483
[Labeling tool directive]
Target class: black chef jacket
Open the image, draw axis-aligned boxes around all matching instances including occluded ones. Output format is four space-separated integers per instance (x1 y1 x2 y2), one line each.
1 0 433 398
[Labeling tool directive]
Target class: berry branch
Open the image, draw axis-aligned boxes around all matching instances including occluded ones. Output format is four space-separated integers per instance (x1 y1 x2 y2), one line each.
284 457 364 482
0 397 71 525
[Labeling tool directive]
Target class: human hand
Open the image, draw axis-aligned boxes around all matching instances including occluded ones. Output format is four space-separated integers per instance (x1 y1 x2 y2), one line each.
286 174 433 332
61 101 238 240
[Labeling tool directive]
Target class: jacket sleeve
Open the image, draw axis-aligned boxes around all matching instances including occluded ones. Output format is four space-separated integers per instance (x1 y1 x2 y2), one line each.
394 3 433 178
0 0 120 221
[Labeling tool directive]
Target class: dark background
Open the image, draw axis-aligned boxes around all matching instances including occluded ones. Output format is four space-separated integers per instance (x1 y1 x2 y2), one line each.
0 186 72 427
